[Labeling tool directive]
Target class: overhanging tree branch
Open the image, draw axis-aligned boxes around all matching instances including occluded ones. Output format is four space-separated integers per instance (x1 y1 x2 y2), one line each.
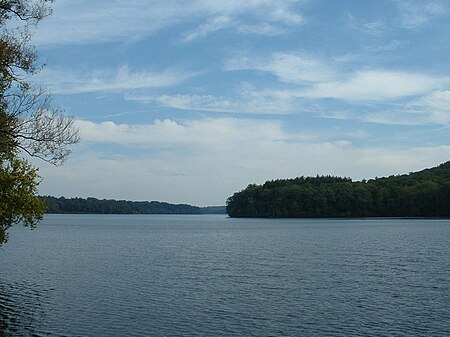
1 0 78 244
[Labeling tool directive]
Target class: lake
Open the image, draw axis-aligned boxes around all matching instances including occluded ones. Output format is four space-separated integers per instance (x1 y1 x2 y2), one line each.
0 215 449 336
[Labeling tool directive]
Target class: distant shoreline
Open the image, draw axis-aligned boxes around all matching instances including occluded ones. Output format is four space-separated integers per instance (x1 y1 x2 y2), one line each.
43 213 449 220
41 196 226 215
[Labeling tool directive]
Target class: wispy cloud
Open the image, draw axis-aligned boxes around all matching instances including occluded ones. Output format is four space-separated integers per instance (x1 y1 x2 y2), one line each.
345 13 388 36
179 2 306 42
224 52 335 83
156 92 296 114
235 22 285 36
395 0 448 29
269 7 305 25
36 66 193 94
314 94 450 127
181 16 233 42
407 90 450 125
157 94 241 113
36 0 306 45
122 55 450 124
224 51 450 122
302 70 445 101
362 19 388 35
126 91 296 115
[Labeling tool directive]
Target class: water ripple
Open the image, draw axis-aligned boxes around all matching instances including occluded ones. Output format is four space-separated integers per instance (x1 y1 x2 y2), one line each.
1 215 449 336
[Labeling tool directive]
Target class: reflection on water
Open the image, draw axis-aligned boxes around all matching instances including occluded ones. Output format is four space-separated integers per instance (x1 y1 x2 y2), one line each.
0 281 50 336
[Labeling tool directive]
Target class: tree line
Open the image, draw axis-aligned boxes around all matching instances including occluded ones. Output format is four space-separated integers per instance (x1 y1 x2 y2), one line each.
42 196 226 215
226 162 450 218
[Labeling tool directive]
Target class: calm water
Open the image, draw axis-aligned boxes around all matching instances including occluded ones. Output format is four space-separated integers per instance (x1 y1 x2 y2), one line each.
0 215 449 337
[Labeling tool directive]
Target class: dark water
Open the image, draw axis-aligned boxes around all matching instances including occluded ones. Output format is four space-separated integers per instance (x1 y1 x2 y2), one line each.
0 215 449 337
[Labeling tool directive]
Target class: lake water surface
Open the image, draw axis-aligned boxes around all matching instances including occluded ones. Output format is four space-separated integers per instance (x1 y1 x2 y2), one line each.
0 215 449 336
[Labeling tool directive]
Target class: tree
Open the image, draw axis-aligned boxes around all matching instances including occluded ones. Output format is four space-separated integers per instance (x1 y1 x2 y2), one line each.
0 151 45 243
226 163 450 218
0 0 79 244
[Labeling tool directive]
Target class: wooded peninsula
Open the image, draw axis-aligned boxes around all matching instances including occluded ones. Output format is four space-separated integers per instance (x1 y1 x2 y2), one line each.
226 161 450 218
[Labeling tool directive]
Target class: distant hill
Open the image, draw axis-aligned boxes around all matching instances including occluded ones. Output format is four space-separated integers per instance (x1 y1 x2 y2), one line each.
226 161 450 218
42 196 225 215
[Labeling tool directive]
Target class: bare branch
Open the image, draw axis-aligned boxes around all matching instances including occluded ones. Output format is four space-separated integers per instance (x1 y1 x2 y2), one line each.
0 0 53 24
2 86 80 165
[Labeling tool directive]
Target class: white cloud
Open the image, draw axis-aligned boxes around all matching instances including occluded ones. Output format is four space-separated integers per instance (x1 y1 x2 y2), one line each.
37 117 450 205
347 90 450 126
224 52 335 83
76 118 294 146
409 90 450 125
316 90 450 127
417 90 450 111
124 65 450 123
36 66 192 94
303 70 445 101
76 119 185 145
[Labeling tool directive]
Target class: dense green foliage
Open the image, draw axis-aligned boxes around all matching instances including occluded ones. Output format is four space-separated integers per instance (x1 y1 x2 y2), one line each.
227 162 450 218
200 206 227 214
42 196 211 215
0 152 46 243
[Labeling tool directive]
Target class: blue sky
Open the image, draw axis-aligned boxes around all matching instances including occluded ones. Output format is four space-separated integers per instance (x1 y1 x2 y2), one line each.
31 0 450 205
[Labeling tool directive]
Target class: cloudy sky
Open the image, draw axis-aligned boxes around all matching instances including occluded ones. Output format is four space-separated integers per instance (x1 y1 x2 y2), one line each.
32 0 450 206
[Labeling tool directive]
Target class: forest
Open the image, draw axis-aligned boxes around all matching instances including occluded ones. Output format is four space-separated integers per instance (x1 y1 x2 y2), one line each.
42 196 224 214
226 161 450 218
